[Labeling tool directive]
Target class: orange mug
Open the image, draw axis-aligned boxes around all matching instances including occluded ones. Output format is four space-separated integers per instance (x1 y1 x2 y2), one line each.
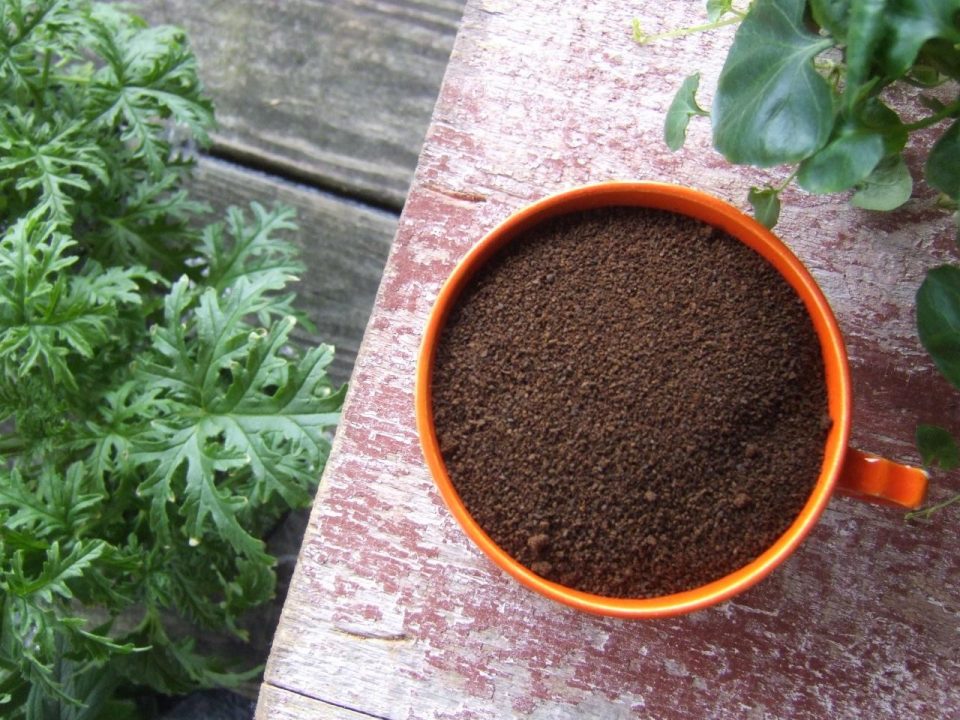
414 181 928 618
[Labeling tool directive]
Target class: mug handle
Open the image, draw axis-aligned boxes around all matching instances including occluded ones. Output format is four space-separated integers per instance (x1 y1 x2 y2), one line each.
835 448 928 508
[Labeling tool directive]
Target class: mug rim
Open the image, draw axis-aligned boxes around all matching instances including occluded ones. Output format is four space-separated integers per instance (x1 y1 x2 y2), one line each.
414 181 852 618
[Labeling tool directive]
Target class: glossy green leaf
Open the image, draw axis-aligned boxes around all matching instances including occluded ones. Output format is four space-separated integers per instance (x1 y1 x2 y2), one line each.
915 37 960 79
797 130 886 193
844 0 887 107
881 0 960 77
712 0 835 166
748 186 782 227
859 97 909 155
917 264 960 388
916 424 960 469
910 64 946 86
926 119 960 200
851 155 913 210
664 73 709 151
810 0 852 39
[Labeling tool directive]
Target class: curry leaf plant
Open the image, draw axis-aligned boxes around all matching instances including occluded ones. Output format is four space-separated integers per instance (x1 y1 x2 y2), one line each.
637 0 960 516
0 1 343 716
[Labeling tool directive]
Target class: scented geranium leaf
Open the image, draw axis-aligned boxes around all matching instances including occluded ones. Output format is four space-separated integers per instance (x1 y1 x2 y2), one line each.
135 420 264 559
852 155 913 210
748 186 782 227
215 328 343 507
135 275 340 556
810 0 851 39
197 203 308 329
115 628 260 698
7 540 107 603
0 110 108 224
91 174 205 273
0 215 153 389
916 424 960 469
24 658 127 720
917 265 960 388
139 272 294 404
665 73 709 151
85 4 214 176
201 203 301 291
0 1 338 709
1 526 48 552
713 0 835 166
796 128 886 193
81 382 169 482
926 119 960 201
880 0 960 77
0 0 90 100
0 464 103 538
0 468 64 535
138 276 199 398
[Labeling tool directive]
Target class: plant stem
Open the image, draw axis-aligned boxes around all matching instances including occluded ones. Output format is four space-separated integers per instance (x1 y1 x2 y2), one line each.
904 99 960 131
775 168 799 192
905 491 960 521
633 14 744 45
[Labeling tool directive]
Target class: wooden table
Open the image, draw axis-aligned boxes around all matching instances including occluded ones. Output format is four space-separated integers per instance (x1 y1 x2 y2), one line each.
258 2 960 718
125 0 465 679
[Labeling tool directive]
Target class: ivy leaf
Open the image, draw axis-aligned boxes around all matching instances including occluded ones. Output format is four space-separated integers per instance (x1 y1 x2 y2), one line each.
926 119 960 201
859 97 909 156
797 98 908 200
915 36 960 79
916 424 960 469
706 0 735 22
748 186 782 228
917 265 960 388
880 0 960 77
712 0 835 166
809 0 852 40
843 0 887 108
797 128 886 193
664 73 709 151
852 155 913 210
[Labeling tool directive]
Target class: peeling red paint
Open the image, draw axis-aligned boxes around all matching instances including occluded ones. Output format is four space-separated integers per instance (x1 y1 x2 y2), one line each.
261 3 960 719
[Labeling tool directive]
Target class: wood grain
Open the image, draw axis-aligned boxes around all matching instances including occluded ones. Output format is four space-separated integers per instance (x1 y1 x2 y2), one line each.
257 684 383 720
187 156 395 385
123 0 464 208
260 2 960 718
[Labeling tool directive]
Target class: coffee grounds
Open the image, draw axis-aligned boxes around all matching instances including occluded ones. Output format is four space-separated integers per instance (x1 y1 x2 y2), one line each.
430 207 829 598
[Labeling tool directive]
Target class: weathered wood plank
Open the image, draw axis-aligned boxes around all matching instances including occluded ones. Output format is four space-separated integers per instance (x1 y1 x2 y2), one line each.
186 156 395 385
125 0 464 208
260 2 960 719
256 684 381 720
